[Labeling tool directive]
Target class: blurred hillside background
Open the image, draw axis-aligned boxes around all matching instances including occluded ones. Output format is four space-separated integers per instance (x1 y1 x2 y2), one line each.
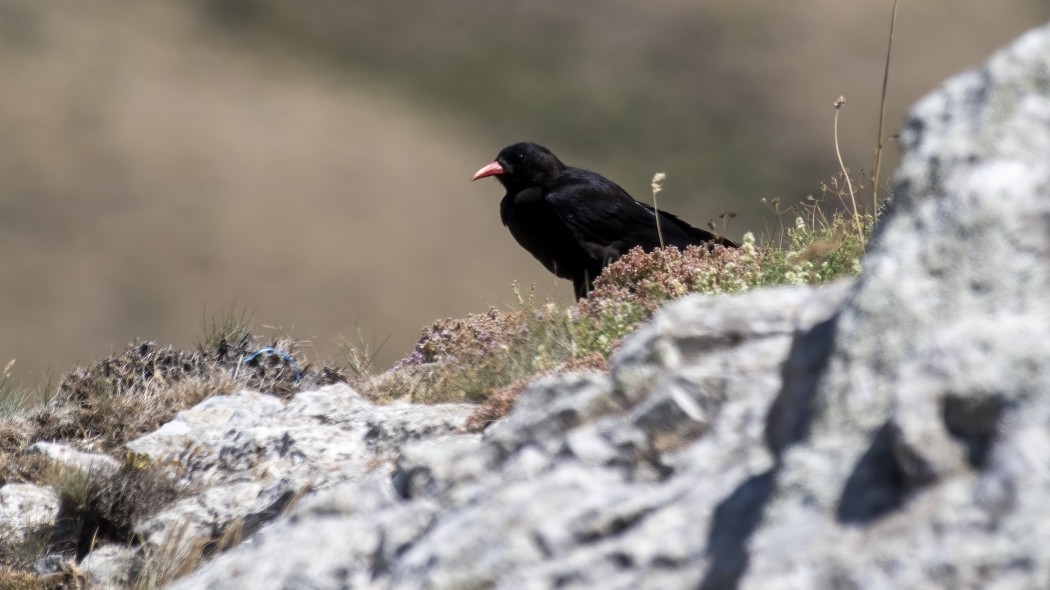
2 0 1048 389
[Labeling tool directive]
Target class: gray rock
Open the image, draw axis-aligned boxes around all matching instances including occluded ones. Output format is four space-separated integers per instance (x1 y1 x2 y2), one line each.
135 481 269 563
28 441 121 479
0 483 60 543
169 474 438 590
126 384 471 561
127 385 471 488
79 544 137 589
172 280 853 590
30 554 70 575
745 19 1050 590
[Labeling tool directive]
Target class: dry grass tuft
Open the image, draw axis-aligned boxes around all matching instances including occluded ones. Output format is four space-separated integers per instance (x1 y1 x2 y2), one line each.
0 567 48 590
0 563 86 590
41 367 238 452
0 456 190 584
360 297 575 405
89 463 188 545
463 353 608 433
130 517 208 589
25 458 189 560
12 335 347 453
0 420 34 459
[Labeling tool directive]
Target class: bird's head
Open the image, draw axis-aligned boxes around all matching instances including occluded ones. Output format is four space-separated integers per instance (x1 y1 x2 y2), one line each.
471 142 565 191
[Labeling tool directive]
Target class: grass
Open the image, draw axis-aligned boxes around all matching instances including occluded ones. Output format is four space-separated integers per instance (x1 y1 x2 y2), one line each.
872 0 902 213
131 517 208 590
0 361 33 418
337 325 391 383
357 285 577 405
198 303 255 354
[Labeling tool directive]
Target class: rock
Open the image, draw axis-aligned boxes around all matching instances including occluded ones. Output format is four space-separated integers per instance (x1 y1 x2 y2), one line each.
170 280 853 589
134 481 270 563
168 474 439 590
744 19 1050 589
27 441 121 479
29 554 69 576
79 544 137 589
126 384 471 559
0 483 61 543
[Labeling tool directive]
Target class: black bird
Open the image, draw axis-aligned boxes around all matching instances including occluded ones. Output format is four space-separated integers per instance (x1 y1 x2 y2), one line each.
471 142 737 300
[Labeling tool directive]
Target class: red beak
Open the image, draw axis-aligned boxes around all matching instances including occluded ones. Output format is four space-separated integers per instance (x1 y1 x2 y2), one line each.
471 161 504 181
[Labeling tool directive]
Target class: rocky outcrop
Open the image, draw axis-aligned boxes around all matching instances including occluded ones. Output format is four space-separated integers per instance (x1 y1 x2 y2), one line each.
172 281 853 590
28 442 121 480
170 18 1050 590
0 484 61 544
125 387 472 561
2 388 473 587
744 18 1050 589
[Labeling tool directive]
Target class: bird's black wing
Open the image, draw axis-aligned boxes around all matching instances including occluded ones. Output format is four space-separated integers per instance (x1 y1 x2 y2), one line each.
544 169 661 260
545 168 733 259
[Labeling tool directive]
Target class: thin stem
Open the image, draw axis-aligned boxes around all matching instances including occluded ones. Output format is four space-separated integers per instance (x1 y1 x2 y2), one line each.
833 96 863 238
651 172 667 249
872 0 900 216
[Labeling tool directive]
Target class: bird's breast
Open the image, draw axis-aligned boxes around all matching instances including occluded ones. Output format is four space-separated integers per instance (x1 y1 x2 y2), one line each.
499 189 593 281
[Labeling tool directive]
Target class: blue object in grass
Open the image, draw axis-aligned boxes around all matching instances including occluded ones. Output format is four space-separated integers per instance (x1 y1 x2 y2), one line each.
242 347 303 382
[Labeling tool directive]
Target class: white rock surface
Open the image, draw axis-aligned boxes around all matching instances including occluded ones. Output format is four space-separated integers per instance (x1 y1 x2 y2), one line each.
28 441 121 479
744 18 1050 589
126 384 471 564
0 483 61 543
79 544 137 589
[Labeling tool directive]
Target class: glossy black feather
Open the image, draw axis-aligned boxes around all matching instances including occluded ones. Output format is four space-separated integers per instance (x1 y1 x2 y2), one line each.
481 142 737 300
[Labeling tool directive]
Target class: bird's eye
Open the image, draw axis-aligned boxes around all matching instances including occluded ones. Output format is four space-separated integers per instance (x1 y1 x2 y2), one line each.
515 153 525 161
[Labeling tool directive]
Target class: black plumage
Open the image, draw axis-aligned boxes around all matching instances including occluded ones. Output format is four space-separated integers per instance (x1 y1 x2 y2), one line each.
472 142 737 300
